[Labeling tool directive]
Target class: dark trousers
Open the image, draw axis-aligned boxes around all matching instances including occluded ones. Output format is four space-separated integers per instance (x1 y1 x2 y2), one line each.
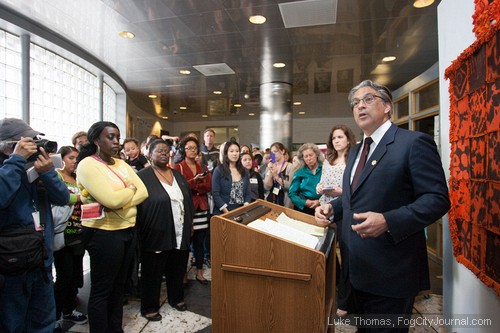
140 249 189 315
192 228 207 269
125 228 141 297
82 227 136 333
204 224 211 260
53 245 85 318
351 286 415 333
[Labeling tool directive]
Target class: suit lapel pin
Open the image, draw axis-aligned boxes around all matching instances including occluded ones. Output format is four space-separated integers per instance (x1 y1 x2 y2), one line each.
371 160 377 166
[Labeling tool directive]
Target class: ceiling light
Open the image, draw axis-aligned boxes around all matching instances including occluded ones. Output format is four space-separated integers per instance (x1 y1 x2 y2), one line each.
233 103 242 108
118 31 135 39
202 114 208 118
293 101 302 106
249 15 266 24
161 116 168 119
248 113 255 116
179 69 191 75
213 90 222 95
148 94 158 99
273 62 286 68
298 111 306 115
413 0 434 8
179 106 187 110
382 56 396 62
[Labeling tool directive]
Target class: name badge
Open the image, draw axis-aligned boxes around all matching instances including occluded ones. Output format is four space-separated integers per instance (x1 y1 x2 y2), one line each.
250 178 258 184
32 211 44 231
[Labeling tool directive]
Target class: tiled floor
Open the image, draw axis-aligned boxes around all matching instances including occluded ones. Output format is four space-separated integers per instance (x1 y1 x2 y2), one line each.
59 254 444 332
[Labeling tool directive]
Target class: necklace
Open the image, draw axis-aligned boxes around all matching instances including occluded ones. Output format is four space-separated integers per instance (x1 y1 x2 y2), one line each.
94 153 114 165
153 166 173 185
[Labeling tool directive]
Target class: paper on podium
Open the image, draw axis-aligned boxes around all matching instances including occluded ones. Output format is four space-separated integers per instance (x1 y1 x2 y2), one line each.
247 218 320 249
275 212 325 237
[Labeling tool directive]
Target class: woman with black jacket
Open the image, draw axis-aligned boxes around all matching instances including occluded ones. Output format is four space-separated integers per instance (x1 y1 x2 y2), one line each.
136 139 194 321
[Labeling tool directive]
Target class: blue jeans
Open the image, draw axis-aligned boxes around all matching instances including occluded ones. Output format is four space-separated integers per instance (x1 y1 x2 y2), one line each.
0 269 55 333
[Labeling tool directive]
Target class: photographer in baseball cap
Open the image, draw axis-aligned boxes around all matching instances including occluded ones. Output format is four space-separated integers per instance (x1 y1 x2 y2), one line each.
0 118 57 164
0 117 69 332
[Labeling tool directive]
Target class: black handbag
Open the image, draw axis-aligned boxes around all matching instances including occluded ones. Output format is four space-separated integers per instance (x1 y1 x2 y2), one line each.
0 228 47 276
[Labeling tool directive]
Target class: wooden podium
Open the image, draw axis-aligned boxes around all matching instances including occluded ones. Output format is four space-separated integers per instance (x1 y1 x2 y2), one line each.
211 200 336 333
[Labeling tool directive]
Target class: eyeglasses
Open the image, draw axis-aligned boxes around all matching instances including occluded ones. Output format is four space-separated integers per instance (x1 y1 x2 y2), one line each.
184 146 198 151
351 94 384 109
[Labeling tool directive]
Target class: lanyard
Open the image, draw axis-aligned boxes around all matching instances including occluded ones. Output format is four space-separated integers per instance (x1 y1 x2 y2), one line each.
274 160 287 186
91 155 127 188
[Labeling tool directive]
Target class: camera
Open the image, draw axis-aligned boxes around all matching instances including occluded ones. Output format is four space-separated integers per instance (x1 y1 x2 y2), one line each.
34 139 58 153
28 139 58 162
270 152 276 163
0 138 57 162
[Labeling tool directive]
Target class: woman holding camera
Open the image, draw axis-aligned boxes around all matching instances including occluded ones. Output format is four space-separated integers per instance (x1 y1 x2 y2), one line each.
263 142 294 208
76 121 148 333
173 136 211 284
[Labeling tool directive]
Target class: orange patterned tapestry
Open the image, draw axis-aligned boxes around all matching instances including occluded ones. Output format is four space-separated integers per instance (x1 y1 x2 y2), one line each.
445 0 499 297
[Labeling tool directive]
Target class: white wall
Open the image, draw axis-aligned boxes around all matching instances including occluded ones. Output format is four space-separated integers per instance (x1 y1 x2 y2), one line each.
438 1 500 331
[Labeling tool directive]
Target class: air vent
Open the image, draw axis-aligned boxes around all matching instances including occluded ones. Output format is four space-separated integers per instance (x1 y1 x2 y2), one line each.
193 63 235 76
279 0 337 28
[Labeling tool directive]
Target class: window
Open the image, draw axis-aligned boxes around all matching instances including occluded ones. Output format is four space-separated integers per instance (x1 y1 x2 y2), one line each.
414 81 439 113
393 80 439 135
394 95 409 118
30 44 100 146
0 31 22 118
103 82 117 123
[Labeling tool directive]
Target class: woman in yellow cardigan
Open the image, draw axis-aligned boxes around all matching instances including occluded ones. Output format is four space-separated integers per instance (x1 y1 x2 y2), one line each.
76 121 148 333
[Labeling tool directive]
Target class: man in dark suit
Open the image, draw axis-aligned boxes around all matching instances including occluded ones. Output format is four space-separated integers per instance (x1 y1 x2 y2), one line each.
315 80 450 332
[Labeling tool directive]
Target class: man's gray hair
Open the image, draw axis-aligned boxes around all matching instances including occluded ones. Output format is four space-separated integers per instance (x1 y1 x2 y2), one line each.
348 80 393 116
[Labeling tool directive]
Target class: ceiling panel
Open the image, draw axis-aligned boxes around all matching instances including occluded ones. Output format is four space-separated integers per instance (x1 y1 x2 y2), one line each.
0 0 441 122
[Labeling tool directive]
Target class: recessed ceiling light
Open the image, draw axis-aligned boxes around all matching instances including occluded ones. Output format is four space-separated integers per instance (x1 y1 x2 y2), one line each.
161 116 168 119
413 0 434 8
293 101 302 106
179 106 187 110
298 111 306 115
148 94 158 99
202 114 208 118
118 31 135 39
179 69 191 75
382 56 396 62
233 103 242 108
273 62 286 68
249 15 266 24
248 113 255 116
213 90 222 95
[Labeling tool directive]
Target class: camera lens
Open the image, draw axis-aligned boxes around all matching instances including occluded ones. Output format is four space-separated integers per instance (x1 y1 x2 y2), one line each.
35 139 58 154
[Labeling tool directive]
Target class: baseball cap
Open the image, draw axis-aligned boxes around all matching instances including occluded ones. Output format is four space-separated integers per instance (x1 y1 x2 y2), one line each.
0 118 42 141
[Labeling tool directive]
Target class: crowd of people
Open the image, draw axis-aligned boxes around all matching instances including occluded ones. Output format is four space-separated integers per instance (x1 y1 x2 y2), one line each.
0 80 450 333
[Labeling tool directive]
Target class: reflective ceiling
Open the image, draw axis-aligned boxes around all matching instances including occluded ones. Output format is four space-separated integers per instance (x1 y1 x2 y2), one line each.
0 0 440 122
